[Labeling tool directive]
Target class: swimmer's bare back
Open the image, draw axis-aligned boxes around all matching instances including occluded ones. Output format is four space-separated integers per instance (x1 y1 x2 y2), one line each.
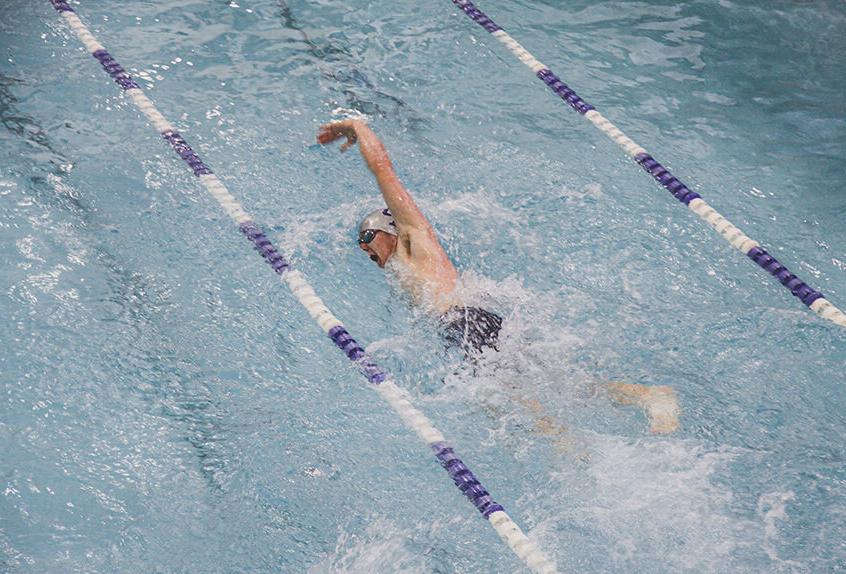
318 119 459 312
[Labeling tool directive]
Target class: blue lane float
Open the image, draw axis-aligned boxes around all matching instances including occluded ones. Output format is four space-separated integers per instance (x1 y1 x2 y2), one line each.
47 1 558 572
450 0 845 329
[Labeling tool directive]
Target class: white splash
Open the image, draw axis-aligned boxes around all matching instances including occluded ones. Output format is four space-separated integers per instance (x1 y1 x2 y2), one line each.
308 518 429 574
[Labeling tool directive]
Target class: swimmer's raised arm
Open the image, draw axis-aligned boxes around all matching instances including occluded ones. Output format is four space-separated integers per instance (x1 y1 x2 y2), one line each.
317 119 430 232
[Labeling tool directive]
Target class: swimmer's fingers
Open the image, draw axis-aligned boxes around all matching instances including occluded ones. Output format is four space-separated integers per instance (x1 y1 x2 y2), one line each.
317 120 358 148
316 124 342 145
339 133 357 152
316 126 357 151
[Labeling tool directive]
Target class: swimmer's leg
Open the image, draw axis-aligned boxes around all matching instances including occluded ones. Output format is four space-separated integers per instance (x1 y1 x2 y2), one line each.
510 394 575 454
475 355 576 454
606 382 680 434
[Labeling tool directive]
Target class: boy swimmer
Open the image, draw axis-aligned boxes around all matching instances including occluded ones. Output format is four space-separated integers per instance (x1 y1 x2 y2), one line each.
318 119 679 434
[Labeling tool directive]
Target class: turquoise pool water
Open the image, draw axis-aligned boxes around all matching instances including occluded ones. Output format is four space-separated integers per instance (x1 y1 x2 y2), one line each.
2 0 844 571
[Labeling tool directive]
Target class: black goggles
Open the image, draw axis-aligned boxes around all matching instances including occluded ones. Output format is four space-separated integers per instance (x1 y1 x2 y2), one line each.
357 229 378 244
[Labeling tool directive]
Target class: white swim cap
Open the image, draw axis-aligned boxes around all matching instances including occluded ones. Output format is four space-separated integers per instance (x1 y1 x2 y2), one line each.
359 208 397 236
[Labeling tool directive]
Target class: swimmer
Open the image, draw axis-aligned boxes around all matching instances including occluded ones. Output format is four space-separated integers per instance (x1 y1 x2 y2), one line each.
317 118 679 435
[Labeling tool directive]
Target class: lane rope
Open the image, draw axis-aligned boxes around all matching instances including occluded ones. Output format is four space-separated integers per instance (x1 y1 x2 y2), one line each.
47 1 558 571
451 0 846 329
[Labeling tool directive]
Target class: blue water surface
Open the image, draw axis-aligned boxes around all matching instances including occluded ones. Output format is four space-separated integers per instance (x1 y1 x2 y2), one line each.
1 1 844 572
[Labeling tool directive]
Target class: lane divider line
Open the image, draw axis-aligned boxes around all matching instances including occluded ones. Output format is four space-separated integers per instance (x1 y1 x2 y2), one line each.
452 0 846 328
48 1 558 571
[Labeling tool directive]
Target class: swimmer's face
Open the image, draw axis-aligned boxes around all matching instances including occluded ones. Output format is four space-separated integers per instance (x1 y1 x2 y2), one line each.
358 230 397 268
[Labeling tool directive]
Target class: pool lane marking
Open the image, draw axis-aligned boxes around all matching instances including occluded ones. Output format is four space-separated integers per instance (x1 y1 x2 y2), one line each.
451 0 846 329
48 1 558 572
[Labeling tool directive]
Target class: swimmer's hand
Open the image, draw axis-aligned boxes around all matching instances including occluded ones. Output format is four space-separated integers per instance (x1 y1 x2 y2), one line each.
317 119 360 152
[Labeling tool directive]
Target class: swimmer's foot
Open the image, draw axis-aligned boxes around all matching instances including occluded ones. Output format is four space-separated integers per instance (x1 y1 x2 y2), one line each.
606 383 680 434
642 386 680 434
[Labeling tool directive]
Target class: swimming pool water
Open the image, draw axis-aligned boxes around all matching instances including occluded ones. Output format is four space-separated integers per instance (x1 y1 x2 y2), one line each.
2 1 845 572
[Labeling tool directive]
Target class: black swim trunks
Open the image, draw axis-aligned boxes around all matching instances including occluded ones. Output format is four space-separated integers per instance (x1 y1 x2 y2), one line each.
441 306 503 354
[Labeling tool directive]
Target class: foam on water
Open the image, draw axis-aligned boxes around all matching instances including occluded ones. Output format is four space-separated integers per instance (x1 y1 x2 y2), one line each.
308 518 434 573
757 491 802 569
